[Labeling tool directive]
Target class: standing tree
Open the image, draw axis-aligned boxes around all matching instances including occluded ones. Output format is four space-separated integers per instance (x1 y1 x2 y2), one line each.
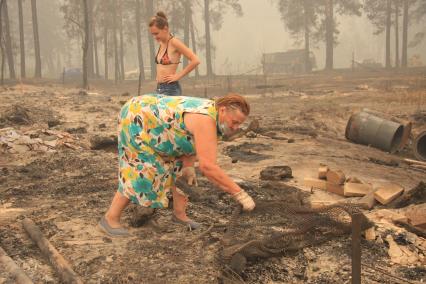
324 0 333 70
394 0 400 68
82 0 89 89
385 0 392 68
321 0 362 70
204 0 243 77
118 0 125 81
190 15 200 77
145 0 156 80
18 0 25 78
135 0 145 81
101 1 111 80
113 0 119 83
2 0 16 79
31 0 41 78
0 0 5 83
204 0 212 76
276 0 318 72
401 0 409 67
87 0 94 77
183 0 191 69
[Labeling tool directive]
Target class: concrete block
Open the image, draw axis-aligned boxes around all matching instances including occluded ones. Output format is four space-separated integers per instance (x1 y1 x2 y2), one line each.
344 183 373 197
303 178 326 190
318 166 329 180
374 183 404 205
326 170 346 185
326 182 344 196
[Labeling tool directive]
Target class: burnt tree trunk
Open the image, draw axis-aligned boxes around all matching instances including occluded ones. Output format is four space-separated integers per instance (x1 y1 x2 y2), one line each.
303 0 311 73
18 0 26 78
325 0 333 70
135 0 145 81
83 0 89 89
103 7 108 80
394 0 400 68
3 0 15 79
145 0 156 80
401 0 408 67
183 0 190 69
204 0 213 77
113 0 119 83
385 0 391 69
87 0 94 77
93 25 99 77
189 15 199 78
0 0 5 84
31 0 41 78
119 1 125 81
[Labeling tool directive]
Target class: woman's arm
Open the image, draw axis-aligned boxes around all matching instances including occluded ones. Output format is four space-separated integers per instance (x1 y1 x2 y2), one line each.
163 38 200 83
184 113 241 195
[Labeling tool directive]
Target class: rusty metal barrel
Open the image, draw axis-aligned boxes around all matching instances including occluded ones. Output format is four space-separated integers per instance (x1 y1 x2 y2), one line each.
345 111 404 153
413 130 426 161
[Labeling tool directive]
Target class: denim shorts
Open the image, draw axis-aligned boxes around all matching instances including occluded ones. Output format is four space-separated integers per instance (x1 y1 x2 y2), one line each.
156 81 182 96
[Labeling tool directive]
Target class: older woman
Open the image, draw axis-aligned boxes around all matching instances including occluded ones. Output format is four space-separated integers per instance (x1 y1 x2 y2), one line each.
98 93 255 236
149 11 200 96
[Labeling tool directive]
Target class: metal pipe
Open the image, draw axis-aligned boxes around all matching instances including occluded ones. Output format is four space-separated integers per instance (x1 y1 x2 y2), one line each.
413 130 426 161
345 111 405 153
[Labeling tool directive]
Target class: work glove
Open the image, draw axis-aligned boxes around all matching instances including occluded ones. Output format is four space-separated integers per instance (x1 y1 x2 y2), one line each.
232 189 255 211
180 166 198 186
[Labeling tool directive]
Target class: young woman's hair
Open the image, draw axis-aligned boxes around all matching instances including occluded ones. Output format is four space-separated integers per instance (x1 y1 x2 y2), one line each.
215 93 250 116
149 11 168 29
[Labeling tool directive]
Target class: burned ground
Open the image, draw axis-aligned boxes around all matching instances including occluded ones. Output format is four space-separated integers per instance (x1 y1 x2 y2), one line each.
1 71 425 283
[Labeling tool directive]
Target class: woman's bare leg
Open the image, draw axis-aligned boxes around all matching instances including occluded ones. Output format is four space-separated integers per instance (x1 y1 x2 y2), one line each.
105 191 130 228
172 187 190 221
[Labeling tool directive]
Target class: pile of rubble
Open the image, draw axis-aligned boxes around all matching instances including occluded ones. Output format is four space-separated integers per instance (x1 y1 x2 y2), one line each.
0 128 83 154
303 166 426 233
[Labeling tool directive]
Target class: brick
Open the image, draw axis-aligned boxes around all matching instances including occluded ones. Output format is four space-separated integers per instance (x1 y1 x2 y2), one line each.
303 178 326 190
310 200 337 209
318 166 329 180
326 170 346 185
405 205 426 229
346 176 362 184
374 183 404 205
344 183 373 197
356 189 378 209
326 182 344 196
364 227 376 241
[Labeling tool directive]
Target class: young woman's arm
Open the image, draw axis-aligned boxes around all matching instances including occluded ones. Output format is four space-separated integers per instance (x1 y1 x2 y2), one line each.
163 38 200 83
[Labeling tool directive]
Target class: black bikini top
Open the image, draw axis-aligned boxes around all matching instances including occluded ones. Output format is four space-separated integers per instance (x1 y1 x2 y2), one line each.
155 35 181 65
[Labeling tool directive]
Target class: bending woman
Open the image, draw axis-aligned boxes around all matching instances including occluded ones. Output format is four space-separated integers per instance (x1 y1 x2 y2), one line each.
99 93 255 237
149 12 200 96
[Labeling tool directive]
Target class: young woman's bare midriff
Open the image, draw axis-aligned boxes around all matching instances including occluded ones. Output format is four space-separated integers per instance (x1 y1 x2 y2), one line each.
156 40 181 83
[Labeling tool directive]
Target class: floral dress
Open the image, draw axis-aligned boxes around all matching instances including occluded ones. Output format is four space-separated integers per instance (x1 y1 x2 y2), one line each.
117 94 219 208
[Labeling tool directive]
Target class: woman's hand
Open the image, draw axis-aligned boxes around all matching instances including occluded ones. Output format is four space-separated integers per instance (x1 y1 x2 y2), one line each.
163 74 180 83
232 189 255 211
181 166 198 186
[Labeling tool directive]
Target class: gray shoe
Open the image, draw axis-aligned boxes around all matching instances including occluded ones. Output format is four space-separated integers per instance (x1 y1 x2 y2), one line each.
97 217 130 237
172 214 201 231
